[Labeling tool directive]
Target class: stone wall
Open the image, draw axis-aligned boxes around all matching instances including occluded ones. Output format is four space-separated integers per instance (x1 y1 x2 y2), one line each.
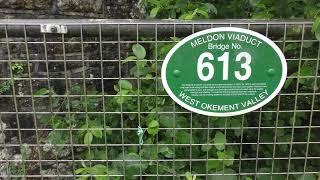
0 1 148 177
0 0 144 163
0 0 145 117
0 0 145 18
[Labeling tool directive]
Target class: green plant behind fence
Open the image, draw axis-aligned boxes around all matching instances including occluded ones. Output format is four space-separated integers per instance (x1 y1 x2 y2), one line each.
0 20 319 179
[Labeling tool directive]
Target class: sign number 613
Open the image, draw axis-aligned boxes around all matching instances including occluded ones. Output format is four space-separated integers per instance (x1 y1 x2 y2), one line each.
197 52 252 81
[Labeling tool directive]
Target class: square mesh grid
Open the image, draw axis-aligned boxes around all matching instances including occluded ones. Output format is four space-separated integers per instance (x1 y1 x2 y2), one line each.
0 20 319 179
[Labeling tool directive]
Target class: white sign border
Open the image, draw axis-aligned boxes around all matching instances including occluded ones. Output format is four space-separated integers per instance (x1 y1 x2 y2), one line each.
161 27 287 117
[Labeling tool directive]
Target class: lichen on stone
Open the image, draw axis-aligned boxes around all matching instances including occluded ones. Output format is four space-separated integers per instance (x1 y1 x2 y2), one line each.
57 0 102 14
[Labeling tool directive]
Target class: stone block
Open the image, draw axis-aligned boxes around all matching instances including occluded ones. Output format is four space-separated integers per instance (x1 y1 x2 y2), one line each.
57 0 102 14
0 0 50 10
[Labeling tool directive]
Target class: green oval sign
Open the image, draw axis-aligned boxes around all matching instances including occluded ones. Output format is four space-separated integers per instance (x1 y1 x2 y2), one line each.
161 27 287 116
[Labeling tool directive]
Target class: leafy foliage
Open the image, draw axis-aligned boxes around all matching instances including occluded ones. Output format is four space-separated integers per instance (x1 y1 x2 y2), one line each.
144 0 217 19
213 131 225 151
2 1 320 179
312 17 320 40
0 62 25 94
35 41 320 179
75 164 120 180
0 80 11 94
147 120 159 136
144 0 320 39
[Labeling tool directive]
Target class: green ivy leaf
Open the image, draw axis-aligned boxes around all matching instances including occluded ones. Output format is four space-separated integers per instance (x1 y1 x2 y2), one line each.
141 144 158 160
150 7 160 18
82 149 94 160
74 167 86 174
180 13 194 20
34 88 50 96
91 128 103 139
0 80 11 94
207 160 220 171
46 130 67 145
115 89 130 104
300 65 313 77
159 146 174 158
123 55 137 65
217 150 235 167
90 164 107 175
176 131 193 144
84 131 93 145
213 131 226 151
205 3 217 14
158 40 178 59
312 17 320 41
185 171 196 180
249 0 262 6
147 120 159 136
196 9 209 18
132 44 146 60
125 56 137 60
95 150 108 160
118 80 133 90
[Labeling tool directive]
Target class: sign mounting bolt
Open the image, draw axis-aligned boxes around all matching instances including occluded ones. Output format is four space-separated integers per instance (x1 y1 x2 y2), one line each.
267 68 276 76
51 26 57 33
173 69 181 77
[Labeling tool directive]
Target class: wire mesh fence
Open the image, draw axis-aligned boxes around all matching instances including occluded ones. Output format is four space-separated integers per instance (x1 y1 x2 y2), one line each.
0 19 319 179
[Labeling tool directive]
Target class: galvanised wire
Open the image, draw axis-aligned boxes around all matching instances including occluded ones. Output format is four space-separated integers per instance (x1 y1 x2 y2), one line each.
0 20 319 179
